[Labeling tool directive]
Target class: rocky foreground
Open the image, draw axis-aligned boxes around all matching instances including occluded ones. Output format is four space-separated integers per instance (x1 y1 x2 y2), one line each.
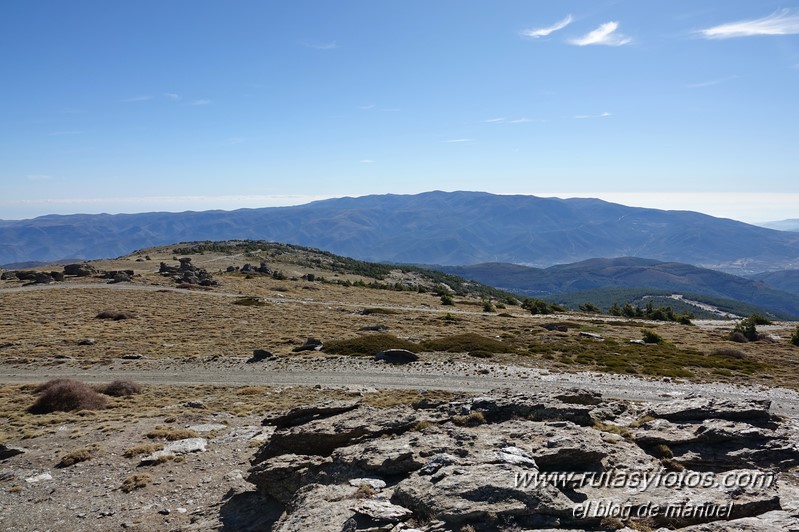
242 390 799 531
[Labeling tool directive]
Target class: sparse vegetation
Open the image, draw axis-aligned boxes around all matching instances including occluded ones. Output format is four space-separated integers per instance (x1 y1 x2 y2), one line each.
731 315 762 342
123 443 163 458
522 298 564 315
146 427 198 441
440 293 454 306
791 326 799 347
29 379 107 414
233 296 267 306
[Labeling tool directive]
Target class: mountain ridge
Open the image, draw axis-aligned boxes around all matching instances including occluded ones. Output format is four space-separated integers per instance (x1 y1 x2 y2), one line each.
2 191 798 274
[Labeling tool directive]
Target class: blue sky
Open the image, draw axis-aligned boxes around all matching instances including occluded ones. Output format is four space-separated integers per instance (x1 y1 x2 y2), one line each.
2 1 799 222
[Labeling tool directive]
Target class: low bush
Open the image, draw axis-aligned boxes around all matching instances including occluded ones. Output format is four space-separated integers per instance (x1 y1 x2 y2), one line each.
792 326 799 347
95 310 136 320
121 473 152 493
57 448 94 468
28 379 107 414
641 329 664 344
100 380 142 397
146 427 198 441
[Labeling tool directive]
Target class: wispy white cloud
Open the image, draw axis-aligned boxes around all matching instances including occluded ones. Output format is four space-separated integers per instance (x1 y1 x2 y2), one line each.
26 175 54 181
189 99 211 106
121 95 152 103
359 159 375 164
164 93 181 101
49 130 81 136
569 21 632 46
483 117 531 124
574 112 612 119
359 104 376 110
445 138 474 143
685 75 738 89
303 41 337 50
700 9 799 39
520 14 573 38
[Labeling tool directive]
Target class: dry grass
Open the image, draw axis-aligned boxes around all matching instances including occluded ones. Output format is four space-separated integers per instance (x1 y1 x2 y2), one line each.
122 443 163 458
145 427 198 441
452 411 486 427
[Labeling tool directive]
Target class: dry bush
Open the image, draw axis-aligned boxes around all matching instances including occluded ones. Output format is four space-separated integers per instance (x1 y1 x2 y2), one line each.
121 473 152 493
57 448 94 468
100 380 142 397
95 310 136 320
452 411 486 427
122 443 163 458
146 427 198 441
28 379 107 414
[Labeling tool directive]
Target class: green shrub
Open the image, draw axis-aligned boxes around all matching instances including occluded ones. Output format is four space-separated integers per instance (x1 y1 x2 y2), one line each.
579 302 601 314
791 326 799 347
482 301 496 313
440 294 454 306
641 329 664 344
732 316 760 342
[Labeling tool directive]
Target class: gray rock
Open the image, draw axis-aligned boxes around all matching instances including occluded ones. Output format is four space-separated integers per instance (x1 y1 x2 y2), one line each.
0 444 25 460
648 396 775 426
375 349 419 364
496 446 537 467
292 338 323 352
247 349 273 363
262 399 361 429
77 338 96 346
351 499 412 522
248 454 331 503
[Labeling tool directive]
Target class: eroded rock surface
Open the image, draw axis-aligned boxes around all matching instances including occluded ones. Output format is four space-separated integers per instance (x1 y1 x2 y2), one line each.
247 389 799 531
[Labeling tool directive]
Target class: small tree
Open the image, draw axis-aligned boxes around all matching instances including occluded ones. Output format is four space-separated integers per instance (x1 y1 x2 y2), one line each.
641 329 664 344
440 293 454 306
579 302 601 314
482 300 496 313
791 325 799 347
732 316 760 342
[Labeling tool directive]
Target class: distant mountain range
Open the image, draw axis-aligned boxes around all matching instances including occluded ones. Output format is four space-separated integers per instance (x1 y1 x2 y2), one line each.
441 257 799 319
2 191 799 274
759 219 799 232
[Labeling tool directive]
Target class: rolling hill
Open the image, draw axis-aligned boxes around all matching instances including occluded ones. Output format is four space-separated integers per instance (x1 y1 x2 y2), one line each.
2 191 799 274
442 257 799 319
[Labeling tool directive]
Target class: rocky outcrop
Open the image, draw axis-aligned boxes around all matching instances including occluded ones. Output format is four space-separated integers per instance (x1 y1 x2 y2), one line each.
159 257 218 286
245 390 799 531
375 349 419 364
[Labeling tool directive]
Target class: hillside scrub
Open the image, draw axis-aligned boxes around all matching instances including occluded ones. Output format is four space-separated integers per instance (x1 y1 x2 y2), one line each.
792 326 799 347
420 333 514 354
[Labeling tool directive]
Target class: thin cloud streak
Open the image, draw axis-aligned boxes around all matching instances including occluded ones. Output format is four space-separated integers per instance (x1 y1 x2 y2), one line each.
520 14 573 38
444 138 474 143
685 75 738 89
303 41 338 50
574 112 612 119
189 99 211 106
569 22 632 46
700 9 799 39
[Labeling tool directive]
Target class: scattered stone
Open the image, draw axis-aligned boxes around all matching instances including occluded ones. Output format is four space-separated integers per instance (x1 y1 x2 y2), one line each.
189 423 227 433
0 443 25 460
348 478 386 490
184 400 206 409
77 338 96 346
359 324 389 332
292 338 323 352
247 349 273 363
579 331 604 340
24 472 52 483
120 353 144 360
